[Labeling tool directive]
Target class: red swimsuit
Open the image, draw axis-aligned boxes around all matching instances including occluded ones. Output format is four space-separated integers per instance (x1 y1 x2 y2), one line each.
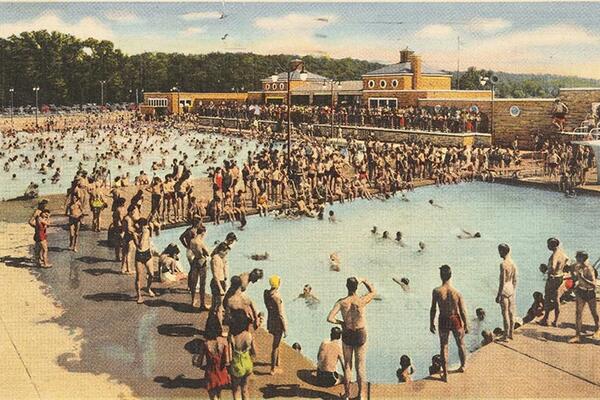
204 342 231 391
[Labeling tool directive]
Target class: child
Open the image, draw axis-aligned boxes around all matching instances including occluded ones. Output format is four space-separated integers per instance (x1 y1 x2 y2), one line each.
523 291 545 324
396 355 414 383
428 354 442 377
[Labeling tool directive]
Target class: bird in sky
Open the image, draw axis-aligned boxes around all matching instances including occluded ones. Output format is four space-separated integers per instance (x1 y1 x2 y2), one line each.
315 17 329 22
221 34 229 40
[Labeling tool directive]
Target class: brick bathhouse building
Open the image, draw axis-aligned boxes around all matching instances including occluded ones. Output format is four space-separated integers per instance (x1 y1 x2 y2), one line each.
140 49 600 148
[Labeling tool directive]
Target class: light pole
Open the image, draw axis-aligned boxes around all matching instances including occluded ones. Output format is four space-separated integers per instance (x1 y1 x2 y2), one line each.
323 79 342 137
32 86 40 127
8 88 14 127
171 86 180 115
480 76 497 136
271 59 308 174
99 80 106 106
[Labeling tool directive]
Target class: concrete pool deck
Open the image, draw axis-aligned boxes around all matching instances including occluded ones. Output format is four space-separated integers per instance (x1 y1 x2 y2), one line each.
2 216 600 399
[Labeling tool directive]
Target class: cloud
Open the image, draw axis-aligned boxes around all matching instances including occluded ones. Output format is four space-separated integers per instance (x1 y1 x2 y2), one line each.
468 18 511 34
105 11 142 24
415 24 455 39
181 27 205 37
254 13 336 31
180 11 222 21
0 11 114 40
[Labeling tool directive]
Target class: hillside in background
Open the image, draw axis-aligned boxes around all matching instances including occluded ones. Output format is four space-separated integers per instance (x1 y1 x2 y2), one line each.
453 67 600 98
1 30 599 106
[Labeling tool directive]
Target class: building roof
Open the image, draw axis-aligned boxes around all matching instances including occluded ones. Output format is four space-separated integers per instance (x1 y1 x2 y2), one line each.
261 70 329 82
363 62 450 77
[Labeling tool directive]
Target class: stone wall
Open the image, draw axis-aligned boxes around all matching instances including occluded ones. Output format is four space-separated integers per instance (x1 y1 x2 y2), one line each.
558 88 600 131
195 116 491 147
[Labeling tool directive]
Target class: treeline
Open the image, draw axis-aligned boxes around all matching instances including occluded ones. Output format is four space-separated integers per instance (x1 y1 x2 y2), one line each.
454 67 600 98
1 30 599 107
0 30 381 107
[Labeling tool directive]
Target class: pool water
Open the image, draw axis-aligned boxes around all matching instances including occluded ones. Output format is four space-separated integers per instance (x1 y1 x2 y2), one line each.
153 182 600 382
0 130 262 200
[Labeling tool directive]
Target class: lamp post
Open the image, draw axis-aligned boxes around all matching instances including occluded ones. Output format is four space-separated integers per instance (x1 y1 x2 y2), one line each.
271 59 308 174
171 86 180 115
480 76 497 137
99 80 106 106
32 86 40 127
8 88 14 127
323 79 342 137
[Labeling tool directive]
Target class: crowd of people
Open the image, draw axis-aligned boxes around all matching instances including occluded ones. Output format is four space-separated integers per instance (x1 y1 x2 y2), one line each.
18 111 600 400
196 102 488 134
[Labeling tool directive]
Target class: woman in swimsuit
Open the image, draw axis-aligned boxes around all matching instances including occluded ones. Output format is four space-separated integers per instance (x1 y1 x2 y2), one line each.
193 321 231 400
229 330 253 400
263 275 287 375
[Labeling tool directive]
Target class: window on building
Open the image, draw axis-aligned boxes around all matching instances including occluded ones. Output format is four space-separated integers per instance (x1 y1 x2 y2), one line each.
391 79 399 88
279 83 285 90
368 98 398 109
265 83 271 90
380 80 387 88
147 98 168 107
368 80 375 89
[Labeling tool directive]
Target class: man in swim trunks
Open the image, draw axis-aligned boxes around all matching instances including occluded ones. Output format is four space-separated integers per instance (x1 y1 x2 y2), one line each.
430 265 469 382
568 251 600 343
316 327 344 387
188 225 210 310
327 277 376 400
210 242 229 310
540 237 569 327
496 243 517 341
133 218 155 304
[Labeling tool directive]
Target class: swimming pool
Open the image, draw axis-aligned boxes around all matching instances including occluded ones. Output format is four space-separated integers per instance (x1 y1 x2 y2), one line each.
152 182 600 382
0 129 262 200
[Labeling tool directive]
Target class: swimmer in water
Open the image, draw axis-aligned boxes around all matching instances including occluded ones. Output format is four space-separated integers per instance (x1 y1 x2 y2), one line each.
328 210 337 223
418 241 426 253
371 226 378 235
457 229 481 239
393 277 410 291
296 284 320 307
382 231 390 240
250 252 270 261
395 232 406 247
329 252 340 271
400 193 409 202
429 199 443 209
476 308 486 321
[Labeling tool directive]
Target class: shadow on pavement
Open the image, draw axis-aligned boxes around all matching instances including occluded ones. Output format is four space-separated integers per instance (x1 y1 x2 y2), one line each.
82 267 122 276
154 374 206 389
157 323 202 337
259 383 340 399
83 292 135 302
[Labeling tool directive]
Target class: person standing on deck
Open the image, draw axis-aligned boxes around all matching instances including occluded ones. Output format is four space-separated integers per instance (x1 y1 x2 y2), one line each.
430 265 469 382
264 275 287 376
540 238 569 327
496 244 517 341
327 277 376 400
568 251 600 343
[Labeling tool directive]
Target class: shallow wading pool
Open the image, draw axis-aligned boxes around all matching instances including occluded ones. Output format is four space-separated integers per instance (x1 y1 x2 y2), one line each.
153 182 600 382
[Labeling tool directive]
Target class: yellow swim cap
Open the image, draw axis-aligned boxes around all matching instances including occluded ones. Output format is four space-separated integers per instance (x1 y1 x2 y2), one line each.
269 275 280 289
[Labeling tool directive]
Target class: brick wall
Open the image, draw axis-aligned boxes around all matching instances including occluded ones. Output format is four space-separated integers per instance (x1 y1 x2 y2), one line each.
417 76 452 90
492 99 555 148
558 88 600 131
362 76 412 91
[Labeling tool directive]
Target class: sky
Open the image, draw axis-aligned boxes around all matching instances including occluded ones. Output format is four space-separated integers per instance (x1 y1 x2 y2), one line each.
1 2 600 78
